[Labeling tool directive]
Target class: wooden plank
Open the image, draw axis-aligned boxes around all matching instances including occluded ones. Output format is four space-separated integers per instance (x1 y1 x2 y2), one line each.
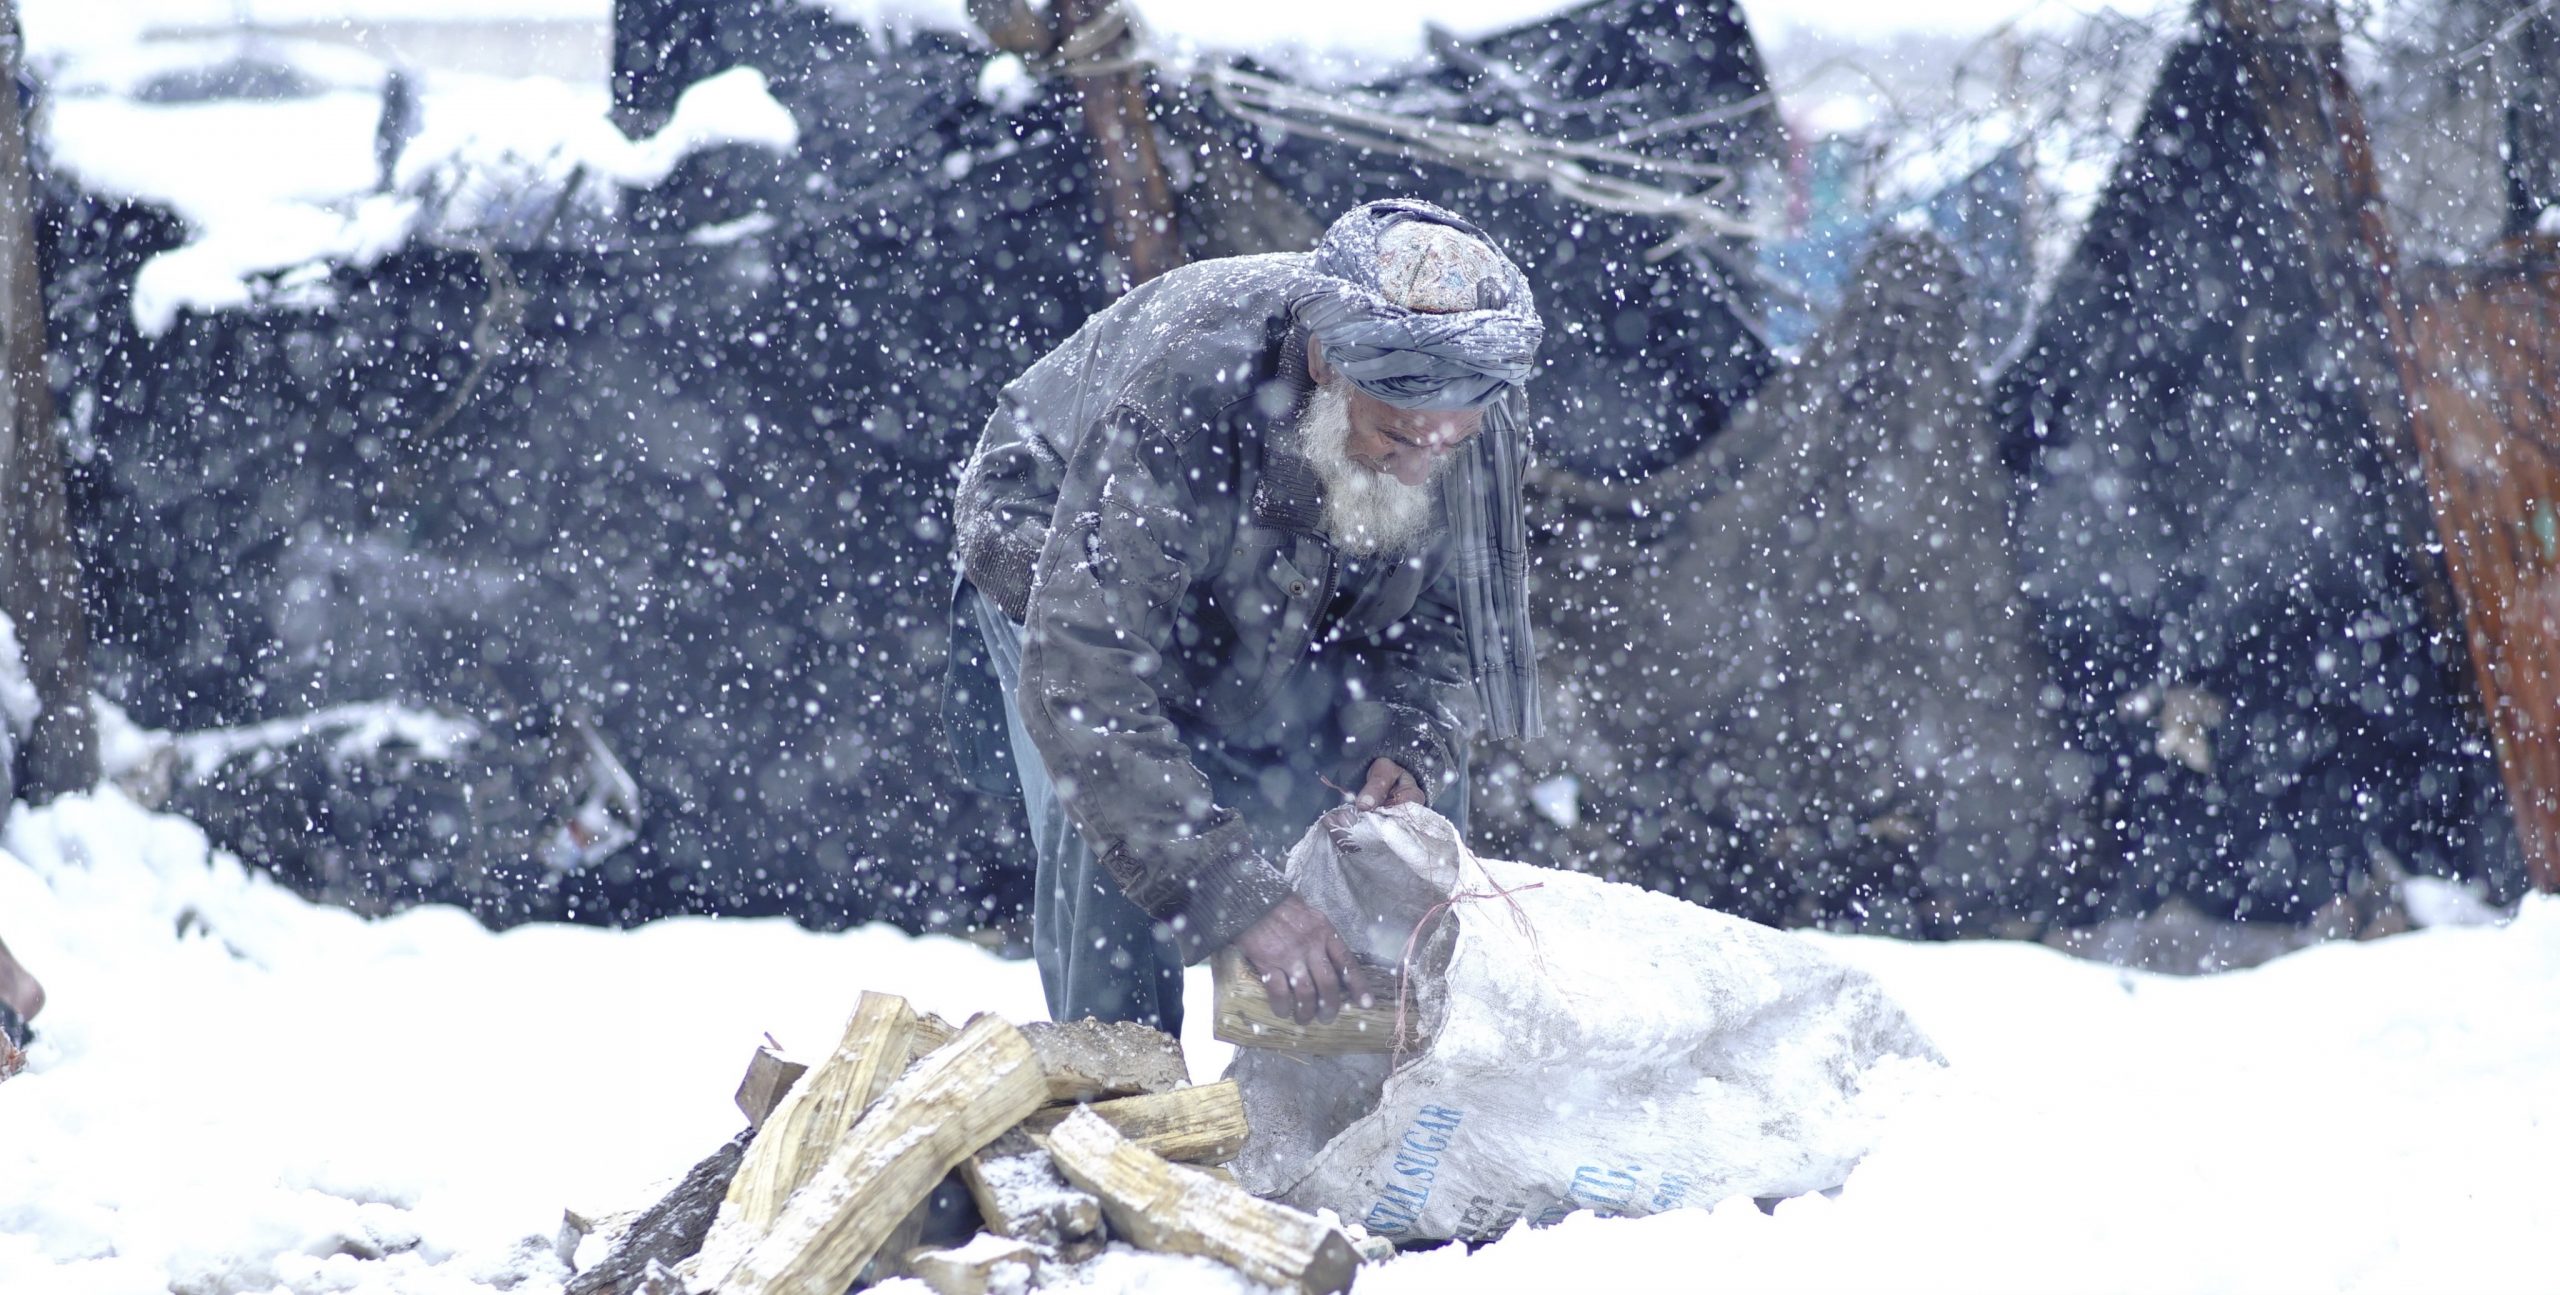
0 0 96 801
959 1130 1106 1262
1042 1107 1359 1295
722 992 916 1230
563 1131 749 1295
1021 1018 1187 1103
1211 948 1419 1056
698 1014 1048 1295
906 1235 1041 1295
732 1045 808 1133
1019 1080 1250 1165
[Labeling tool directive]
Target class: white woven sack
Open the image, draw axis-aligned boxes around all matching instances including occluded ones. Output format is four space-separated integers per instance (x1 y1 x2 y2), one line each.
1227 804 1945 1241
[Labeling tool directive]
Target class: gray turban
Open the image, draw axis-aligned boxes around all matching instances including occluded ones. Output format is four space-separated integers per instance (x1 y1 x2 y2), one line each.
1294 199 1545 411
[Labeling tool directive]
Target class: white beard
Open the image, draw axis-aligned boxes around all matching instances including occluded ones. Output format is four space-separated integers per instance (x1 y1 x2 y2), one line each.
1296 379 1440 557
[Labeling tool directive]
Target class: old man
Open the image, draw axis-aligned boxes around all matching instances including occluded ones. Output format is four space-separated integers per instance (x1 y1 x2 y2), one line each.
947 199 1543 1034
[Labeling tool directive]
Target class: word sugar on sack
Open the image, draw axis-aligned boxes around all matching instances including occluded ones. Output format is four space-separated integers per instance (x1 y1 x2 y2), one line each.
1225 805 1946 1242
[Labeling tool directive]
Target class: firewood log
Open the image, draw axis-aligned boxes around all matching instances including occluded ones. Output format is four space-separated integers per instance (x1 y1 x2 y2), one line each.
695 1014 1048 1295
1019 1080 1249 1165
1211 949 1421 1055
1041 1107 1358 1295
723 992 917 1230
1020 1018 1187 1102
958 1129 1106 1262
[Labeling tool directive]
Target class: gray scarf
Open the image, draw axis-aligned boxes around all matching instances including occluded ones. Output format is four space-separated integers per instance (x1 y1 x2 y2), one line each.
1293 199 1545 742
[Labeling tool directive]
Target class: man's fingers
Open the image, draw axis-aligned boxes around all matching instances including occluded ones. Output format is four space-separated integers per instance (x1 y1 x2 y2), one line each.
1328 930 1373 1007
1357 759 1403 810
1258 964 1297 1023
1287 960 1320 1025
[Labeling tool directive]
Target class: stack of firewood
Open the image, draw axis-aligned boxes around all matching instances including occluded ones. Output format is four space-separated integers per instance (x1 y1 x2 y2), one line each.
556 989 1385 1295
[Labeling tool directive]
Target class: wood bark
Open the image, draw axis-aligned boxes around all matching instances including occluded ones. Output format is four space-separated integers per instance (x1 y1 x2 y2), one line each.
732 1045 808 1133
723 991 917 1231
1211 949 1419 1055
1021 1018 1187 1103
1019 1080 1250 1165
564 1132 750 1295
696 1014 1048 1295
959 1129 1107 1262
0 1 96 801
1042 1107 1359 1295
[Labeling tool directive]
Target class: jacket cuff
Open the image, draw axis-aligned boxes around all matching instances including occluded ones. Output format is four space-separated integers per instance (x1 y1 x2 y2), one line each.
1105 829 1295 964
1366 702 1458 809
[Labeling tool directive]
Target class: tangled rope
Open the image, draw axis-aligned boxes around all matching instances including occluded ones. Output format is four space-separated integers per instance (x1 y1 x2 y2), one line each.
1023 1 1775 257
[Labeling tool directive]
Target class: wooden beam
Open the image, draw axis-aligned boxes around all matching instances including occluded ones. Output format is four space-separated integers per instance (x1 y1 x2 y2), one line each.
1042 1107 1359 1295
0 0 96 801
563 1132 749 1295
1021 1018 1187 1103
697 1014 1048 1295
959 1129 1107 1262
1052 0 1184 289
732 1045 808 1132
1211 949 1419 1056
1019 1080 1250 1165
722 992 917 1231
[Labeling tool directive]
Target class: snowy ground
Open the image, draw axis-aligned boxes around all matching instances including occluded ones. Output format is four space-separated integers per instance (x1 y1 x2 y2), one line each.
2 791 2552 1294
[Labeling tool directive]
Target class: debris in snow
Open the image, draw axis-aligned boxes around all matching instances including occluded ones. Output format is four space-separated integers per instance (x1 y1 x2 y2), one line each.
104 701 645 920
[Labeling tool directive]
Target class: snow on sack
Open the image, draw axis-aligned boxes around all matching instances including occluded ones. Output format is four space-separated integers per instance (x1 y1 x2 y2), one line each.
1228 804 1945 1241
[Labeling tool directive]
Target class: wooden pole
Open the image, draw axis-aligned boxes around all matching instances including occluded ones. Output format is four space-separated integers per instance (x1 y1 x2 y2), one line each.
0 2 95 802
1052 0 1185 289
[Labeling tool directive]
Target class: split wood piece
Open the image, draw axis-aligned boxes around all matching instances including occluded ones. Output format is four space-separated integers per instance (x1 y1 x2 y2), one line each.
1211 948 1421 1056
1018 1080 1249 1165
697 1013 1048 1295
906 1235 1041 1295
562 1131 749 1295
1021 1018 1187 1103
723 992 917 1231
959 1129 1106 1263
910 1010 958 1059
733 1045 809 1132
1042 1107 1359 1295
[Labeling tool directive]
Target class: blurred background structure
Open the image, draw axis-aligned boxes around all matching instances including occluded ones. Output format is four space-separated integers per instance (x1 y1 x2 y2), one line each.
6 0 2553 966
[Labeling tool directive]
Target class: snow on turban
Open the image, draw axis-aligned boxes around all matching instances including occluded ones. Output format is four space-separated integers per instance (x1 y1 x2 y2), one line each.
1294 198 1545 411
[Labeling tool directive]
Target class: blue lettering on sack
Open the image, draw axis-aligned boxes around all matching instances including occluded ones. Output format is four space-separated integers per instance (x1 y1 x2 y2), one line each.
1362 1106 1466 1236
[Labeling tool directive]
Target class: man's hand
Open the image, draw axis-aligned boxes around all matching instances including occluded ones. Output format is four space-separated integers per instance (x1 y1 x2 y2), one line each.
1233 895 1371 1025
1356 758 1425 810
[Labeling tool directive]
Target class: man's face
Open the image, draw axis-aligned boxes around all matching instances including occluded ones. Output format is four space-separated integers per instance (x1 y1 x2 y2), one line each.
1341 391 1485 488
1311 336 1487 487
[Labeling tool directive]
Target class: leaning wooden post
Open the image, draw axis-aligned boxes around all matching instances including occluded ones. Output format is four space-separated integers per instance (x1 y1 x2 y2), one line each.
0 1 96 801
1051 0 1185 289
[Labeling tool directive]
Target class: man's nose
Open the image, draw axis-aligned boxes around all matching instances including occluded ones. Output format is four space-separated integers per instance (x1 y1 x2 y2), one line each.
1386 446 1442 487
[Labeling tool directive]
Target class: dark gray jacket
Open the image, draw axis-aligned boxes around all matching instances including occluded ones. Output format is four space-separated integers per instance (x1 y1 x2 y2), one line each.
951 254 1475 960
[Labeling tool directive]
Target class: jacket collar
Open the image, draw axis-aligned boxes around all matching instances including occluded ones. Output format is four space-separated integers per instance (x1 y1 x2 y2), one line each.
1251 325 1329 535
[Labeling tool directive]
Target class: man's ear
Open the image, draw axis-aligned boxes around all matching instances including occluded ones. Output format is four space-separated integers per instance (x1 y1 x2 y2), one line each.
1305 333 1330 385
